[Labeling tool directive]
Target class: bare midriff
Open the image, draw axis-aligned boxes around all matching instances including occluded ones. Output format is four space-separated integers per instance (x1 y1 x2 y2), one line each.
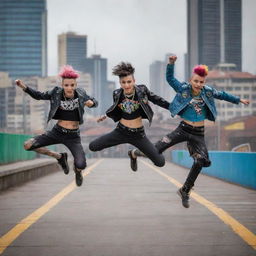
57 120 79 129
182 119 205 127
120 117 143 128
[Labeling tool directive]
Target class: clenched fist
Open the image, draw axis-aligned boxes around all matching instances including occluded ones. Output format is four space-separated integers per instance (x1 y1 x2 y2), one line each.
168 55 177 64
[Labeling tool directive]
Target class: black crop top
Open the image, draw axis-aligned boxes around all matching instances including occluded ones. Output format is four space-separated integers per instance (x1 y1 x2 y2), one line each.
52 93 80 121
118 91 143 120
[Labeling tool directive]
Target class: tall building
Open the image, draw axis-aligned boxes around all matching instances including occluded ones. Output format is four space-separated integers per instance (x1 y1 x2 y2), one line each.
187 0 241 79
79 55 109 115
58 32 87 71
0 0 47 78
58 32 112 115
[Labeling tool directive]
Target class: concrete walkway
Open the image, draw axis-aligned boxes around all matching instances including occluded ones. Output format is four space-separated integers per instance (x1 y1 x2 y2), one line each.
0 158 255 256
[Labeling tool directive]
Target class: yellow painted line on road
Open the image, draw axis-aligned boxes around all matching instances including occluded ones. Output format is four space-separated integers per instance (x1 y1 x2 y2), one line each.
141 160 256 250
0 159 103 255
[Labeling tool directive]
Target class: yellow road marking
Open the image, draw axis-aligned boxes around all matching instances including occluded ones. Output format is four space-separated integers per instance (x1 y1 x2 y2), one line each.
141 160 256 250
0 159 103 255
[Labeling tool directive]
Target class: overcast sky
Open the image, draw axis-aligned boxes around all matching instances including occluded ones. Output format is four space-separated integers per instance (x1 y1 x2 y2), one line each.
47 0 256 85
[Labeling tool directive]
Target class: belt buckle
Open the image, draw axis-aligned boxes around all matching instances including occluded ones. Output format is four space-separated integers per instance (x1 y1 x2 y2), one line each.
62 128 67 133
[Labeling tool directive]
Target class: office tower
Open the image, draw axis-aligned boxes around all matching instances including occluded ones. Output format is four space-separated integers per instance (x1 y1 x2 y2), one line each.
58 32 87 71
79 55 109 115
0 0 47 78
58 32 111 115
187 0 241 78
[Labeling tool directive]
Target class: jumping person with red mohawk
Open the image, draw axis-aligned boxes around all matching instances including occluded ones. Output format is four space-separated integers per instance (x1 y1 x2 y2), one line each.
130 55 250 208
15 65 98 186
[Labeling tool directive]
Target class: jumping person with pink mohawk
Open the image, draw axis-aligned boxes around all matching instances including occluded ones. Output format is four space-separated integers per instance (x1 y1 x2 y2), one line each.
15 65 98 186
130 55 250 208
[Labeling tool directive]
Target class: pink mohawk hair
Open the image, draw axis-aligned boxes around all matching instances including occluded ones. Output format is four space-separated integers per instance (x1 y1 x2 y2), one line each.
58 65 79 79
193 65 209 77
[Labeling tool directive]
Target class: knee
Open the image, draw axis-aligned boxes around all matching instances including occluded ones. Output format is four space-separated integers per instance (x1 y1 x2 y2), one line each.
154 156 165 167
24 139 34 151
89 141 99 152
195 157 211 168
75 159 87 170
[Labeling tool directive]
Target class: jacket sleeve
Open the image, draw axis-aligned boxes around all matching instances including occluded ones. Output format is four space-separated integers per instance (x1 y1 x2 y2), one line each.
78 88 98 108
166 64 183 92
84 94 98 108
144 85 170 110
211 87 240 104
24 86 54 100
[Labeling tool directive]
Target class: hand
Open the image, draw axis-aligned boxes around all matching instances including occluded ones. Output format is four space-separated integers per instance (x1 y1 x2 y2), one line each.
15 79 27 90
97 115 107 123
240 99 250 105
85 99 94 107
168 55 177 64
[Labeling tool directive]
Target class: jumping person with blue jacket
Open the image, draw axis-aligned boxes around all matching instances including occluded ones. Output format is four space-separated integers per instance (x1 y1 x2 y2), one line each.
130 55 250 208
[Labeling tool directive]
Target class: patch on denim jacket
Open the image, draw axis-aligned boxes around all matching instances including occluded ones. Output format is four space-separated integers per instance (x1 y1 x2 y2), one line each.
182 91 189 98
206 91 213 97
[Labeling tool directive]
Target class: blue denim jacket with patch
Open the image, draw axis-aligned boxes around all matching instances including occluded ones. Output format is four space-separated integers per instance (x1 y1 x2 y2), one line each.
166 64 240 121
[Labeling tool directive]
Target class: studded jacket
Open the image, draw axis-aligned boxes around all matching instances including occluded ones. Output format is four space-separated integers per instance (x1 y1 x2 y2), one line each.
166 64 240 121
24 86 98 125
106 84 170 126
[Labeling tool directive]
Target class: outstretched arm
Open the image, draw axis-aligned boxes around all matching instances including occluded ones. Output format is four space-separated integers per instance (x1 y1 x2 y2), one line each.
212 88 249 105
166 55 183 92
15 79 52 100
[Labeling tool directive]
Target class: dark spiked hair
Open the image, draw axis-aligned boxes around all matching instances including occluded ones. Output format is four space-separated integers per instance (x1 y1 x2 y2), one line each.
112 62 135 78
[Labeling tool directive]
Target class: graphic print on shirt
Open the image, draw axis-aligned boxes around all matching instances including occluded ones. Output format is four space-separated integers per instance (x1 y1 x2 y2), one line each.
189 97 205 115
60 98 79 111
118 98 140 114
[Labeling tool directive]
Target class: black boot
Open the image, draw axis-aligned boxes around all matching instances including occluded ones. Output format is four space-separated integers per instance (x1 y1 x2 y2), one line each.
128 150 137 172
74 166 83 187
57 153 69 174
177 184 192 208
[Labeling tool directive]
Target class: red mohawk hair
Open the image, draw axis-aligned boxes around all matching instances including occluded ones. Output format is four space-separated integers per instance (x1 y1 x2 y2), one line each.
193 65 208 77
59 65 79 79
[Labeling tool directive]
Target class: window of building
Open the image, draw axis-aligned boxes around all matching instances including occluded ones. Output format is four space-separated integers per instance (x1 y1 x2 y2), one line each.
243 87 250 91
227 111 233 115
243 95 249 99
235 87 241 91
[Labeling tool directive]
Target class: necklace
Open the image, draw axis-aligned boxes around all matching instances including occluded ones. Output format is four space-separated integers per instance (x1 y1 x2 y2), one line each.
124 91 135 101
63 92 74 101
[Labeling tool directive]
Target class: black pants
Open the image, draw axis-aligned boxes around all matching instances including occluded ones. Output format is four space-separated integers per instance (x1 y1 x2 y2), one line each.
89 122 165 167
154 121 211 188
28 124 86 169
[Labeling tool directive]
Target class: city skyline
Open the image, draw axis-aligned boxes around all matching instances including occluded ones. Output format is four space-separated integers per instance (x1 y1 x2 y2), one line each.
48 0 256 86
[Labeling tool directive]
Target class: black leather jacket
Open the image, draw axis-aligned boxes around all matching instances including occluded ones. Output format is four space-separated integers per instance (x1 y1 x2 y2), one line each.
24 86 98 125
106 84 170 125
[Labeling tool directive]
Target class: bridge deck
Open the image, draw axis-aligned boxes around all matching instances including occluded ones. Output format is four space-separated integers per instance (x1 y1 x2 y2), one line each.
0 158 255 256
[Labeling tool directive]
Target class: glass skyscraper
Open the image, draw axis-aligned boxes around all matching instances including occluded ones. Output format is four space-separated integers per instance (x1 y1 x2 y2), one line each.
0 0 47 78
58 32 87 71
187 0 241 78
